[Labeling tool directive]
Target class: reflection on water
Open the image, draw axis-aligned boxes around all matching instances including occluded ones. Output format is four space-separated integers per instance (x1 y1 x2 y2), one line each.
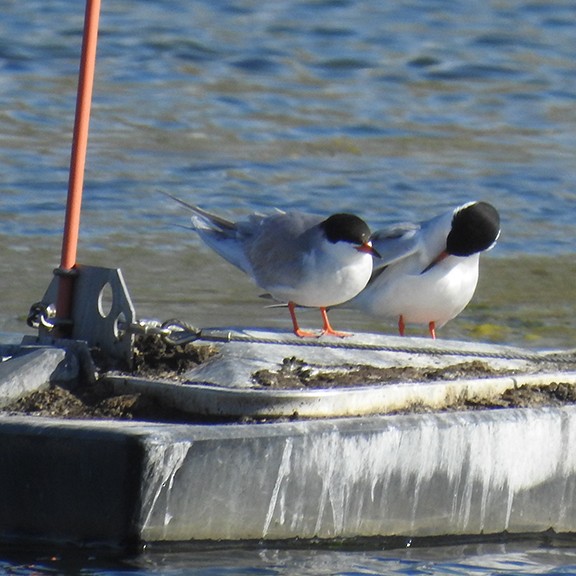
3 538 576 575
1 2 576 303
132 539 576 575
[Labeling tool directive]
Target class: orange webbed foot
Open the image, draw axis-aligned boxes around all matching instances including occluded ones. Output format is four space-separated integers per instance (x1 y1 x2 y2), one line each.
320 308 352 338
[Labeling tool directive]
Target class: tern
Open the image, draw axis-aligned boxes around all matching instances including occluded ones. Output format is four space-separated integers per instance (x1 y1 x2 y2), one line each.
348 201 500 338
164 193 379 338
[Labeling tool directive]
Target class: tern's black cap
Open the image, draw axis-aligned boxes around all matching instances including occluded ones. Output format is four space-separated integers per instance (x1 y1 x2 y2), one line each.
321 213 372 246
447 201 500 256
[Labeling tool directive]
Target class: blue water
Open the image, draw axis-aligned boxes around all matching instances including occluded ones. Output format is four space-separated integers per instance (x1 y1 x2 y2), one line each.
4 539 576 575
1 0 575 344
1 0 576 572
2 0 576 254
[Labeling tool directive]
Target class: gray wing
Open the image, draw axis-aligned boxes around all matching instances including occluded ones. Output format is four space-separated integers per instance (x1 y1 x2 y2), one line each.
370 222 422 270
243 212 324 289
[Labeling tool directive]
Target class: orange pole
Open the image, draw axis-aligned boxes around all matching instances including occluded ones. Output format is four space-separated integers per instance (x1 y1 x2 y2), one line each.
55 0 101 334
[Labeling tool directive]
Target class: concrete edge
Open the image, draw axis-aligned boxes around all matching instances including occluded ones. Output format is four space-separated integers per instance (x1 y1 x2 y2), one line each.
0 348 66 407
3 405 576 545
106 371 576 418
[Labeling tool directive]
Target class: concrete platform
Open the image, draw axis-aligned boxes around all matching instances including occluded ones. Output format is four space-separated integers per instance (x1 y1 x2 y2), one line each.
109 370 576 419
108 328 576 418
0 348 65 407
2 329 576 548
2 406 576 547
175 328 560 388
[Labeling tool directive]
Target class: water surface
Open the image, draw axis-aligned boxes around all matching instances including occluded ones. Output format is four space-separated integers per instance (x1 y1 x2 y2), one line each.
1 0 576 572
1 0 575 348
4 539 576 575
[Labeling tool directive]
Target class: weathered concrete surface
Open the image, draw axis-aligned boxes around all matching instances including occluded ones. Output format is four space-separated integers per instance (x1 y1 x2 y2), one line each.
107 328 576 418
2 406 576 546
2 330 576 547
137 407 576 541
0 416 144 547
110 371 576 418
0 348 66 407
180 328 546 388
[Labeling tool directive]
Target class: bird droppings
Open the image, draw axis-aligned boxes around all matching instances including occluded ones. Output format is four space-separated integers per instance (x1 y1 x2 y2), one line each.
252 357 508 389
1 336 576 423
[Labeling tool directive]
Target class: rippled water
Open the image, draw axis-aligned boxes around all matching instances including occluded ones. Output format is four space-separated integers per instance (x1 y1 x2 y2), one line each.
1 0 576 572
1 0 575 348
4 539 576 575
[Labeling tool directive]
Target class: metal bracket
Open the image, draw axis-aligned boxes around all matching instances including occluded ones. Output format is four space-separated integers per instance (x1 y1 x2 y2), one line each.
35 264 136 367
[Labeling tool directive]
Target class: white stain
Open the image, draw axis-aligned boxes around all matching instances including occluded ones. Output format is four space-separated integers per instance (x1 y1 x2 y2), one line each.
268 409 576 537
141 439 191 535
263 437 293 537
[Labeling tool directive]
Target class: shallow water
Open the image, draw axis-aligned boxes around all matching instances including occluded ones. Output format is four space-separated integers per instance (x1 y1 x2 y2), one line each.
1 0 576 572
3 242 575 350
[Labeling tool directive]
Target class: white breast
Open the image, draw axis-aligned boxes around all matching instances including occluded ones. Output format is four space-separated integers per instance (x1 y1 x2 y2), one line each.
353 253 480 327
268 241 374 308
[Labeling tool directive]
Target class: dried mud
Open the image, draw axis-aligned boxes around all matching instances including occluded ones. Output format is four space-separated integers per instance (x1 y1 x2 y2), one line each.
2 335 576 423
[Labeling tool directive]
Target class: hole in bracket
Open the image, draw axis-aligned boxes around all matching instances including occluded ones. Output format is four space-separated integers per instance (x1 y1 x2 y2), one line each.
114 312 127 340
98 282 114 318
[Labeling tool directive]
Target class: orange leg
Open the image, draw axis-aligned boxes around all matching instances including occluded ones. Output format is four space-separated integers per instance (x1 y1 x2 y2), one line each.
319 307 351 338
398 315 406 337
288 302 321 338
428 321 436 339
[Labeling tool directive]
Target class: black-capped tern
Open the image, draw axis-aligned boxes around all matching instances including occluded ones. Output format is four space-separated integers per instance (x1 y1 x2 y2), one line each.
349 201 500 338
164 193 379 338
